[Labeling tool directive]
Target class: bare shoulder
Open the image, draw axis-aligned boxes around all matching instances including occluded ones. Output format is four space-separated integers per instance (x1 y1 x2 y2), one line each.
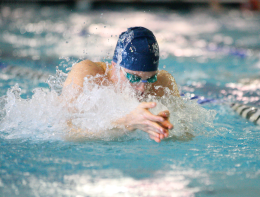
64 59 106 88
71 60 105 76
152 70 180 97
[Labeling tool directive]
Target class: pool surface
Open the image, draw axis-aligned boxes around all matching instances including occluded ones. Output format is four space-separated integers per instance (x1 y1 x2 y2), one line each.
0 5 260 197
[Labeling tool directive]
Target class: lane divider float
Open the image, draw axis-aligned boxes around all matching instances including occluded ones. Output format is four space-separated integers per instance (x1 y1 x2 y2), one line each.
231 103 260 125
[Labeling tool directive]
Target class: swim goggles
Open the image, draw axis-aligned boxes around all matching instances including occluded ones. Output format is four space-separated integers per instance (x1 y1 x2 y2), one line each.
121 67 157 83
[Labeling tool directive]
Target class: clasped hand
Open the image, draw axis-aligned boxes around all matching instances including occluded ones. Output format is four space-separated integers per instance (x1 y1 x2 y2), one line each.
124 102 173 143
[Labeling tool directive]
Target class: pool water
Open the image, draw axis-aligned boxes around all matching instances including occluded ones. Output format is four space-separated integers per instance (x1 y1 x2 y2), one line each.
0 5 260 197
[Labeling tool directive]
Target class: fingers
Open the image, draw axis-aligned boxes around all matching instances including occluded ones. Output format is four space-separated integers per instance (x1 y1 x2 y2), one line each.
149 133 166 142
146 130 166 139
146 130 160 138
140 103 170 123
147 121 167 134
163 130 169 138
157 110 173 130
160 133 166 139
149 134 161 143
138 102 164 122
139 102 157 109
157 110 170 118
145 112 164 123
136 103 172 142
146 123 168 141
147 119 171 138
144 114 172 134
160 120 173 130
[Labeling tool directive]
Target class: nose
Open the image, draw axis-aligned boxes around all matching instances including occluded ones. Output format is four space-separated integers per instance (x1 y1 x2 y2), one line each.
135 82 146 93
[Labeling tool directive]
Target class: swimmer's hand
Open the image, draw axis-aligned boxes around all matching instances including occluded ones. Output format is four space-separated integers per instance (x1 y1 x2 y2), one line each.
115 102 170 143
149 110 173 143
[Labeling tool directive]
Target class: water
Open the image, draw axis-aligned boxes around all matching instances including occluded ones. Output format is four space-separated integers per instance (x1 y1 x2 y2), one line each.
0 4 260 197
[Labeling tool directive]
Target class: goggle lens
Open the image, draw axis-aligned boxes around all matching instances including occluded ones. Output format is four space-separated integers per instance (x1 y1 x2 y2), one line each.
125 72 157 83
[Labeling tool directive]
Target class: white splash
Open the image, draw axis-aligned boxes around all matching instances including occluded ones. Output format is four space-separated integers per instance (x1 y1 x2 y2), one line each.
0 69 216 141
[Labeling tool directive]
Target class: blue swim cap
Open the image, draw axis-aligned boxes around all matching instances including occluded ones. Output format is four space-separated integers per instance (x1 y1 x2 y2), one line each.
113 27 159 72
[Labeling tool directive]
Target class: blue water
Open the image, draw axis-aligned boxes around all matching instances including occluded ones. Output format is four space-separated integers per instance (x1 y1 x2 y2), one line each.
0 5 260 197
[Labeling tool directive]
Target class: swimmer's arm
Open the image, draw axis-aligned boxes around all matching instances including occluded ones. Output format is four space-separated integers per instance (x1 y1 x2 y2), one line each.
62 60 106 102
153 70 180 97
63 60 105 89
112 102 172 143
65 120 127 142
67 102 172 143
61 60 106 109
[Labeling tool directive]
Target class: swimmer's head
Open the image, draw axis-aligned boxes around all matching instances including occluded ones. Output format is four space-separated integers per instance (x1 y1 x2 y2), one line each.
112 27 159 72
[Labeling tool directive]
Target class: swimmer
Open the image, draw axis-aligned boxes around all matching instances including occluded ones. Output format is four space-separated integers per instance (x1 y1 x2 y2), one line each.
63 27 180 142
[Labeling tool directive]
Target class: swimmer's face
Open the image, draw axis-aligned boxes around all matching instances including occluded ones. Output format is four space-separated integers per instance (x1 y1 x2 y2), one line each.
120 67 158 97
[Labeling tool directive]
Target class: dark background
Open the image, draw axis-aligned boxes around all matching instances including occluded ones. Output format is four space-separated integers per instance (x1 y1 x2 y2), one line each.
1 0 258 11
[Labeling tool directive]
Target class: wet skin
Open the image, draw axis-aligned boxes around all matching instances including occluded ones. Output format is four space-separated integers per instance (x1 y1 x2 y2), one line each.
63 60 179 142
114 66 173 142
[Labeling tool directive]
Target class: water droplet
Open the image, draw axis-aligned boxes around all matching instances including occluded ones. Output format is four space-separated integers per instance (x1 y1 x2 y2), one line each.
104 26 106 28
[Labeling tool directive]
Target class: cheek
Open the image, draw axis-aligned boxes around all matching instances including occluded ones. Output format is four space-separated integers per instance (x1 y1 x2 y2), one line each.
119 73 127 82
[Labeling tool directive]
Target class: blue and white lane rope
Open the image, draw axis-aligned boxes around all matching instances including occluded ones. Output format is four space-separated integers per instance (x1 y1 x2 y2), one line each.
187 94 260 126
181 94 216 105
231 103 260 125
189 95 215 104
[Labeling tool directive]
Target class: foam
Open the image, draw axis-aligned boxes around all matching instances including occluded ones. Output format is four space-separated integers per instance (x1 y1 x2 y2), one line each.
0 70 216 142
